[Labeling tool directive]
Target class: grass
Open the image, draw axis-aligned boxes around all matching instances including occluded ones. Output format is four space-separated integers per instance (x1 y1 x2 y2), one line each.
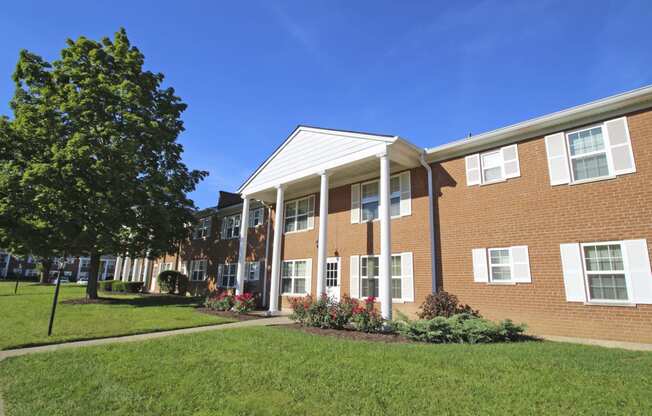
0 281 233 350
1 327 651 415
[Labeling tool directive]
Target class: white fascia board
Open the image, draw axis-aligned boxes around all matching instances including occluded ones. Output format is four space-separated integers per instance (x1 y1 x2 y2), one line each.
426 85 652 162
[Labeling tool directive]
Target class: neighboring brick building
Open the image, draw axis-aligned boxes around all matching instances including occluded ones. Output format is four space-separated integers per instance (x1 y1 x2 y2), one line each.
0 252 116 282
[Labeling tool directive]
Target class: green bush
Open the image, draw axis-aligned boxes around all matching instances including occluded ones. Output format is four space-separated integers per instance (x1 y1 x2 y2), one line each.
417 291 480 319
396 314 527 344
98 280 114 292
204 292 234 311
109 281 143 293
289 295 380 331
350 296 384 333
158 270 188 294
177 274 190 295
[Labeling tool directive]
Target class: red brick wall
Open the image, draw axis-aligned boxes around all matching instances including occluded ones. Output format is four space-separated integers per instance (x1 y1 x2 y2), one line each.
433 109 652 343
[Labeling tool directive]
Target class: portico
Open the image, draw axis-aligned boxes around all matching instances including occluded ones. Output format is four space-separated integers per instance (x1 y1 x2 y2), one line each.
236 126 422 319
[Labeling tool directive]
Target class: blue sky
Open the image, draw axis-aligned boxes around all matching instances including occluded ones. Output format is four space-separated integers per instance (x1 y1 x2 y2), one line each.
1 1 651 208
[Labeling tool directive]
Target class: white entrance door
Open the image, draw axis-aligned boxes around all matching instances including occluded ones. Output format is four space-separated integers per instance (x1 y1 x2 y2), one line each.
325 257 340 301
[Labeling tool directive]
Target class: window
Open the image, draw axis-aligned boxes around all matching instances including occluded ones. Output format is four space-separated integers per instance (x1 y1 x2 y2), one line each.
160 263 173 272
284 196 314 233
488 248 512 282
567 126 610 182
326 260 339 288
246 261 260 281
194 217 211 239
281 260 309 295
190 259 207 281
360 255 403 299
481 151 503 183
221 214 241 239
582 243 628 302
220 263 237 287
79 258 90 271
465 145 520 186
249 208 264 228
361 181 379 221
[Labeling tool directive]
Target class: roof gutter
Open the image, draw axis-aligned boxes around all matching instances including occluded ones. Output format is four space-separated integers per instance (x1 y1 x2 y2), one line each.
419 152 437 293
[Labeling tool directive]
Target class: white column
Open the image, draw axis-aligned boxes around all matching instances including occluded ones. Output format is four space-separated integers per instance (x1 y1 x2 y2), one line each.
102 260 109 280
269 185 285 314
316 171 329 296
114 256 123 280
122 257 130 282
143 257 150 286
379 152 392 320
76 257 84 279
3 253 11 278
236 197 250 295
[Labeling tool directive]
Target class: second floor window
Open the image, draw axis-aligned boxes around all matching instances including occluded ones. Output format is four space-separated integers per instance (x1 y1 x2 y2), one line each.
220 214 241 239
249 207 264 228
567 126 610 182
219 263 237 288
194 217 211 239
284 196 314 233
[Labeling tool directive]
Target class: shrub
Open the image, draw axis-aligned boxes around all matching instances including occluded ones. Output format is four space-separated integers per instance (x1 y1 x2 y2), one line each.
177 274 190 295
111 281 126 292
396 313 527 344
158 270 183 294
350 296 384 333
289 294 358 330
288 295 313 324
98 280 114 292
417 291 480 319
205 292 234 311
233 292 255 313
109 281 143 293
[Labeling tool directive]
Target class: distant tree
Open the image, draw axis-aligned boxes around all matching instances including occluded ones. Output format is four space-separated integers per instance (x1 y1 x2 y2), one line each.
0 28 206 298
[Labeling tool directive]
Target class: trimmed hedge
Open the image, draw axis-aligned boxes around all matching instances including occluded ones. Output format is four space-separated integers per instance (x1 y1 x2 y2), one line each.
99 280 143 293
98 280 114 291
158 270 189 295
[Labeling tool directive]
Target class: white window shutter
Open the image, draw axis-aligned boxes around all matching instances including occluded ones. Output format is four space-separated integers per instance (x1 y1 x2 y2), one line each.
255 261 261 281
472 248 489 283
400 252 414 302
560 243 586 302
501 144 520 179
399 171 411 216
510 245 531 283
304 258 312 295
349 255 360 298
604 117 636 175
545 133 571 185
465 154 481 186
350 184 360 223
307 195 315 230
623 239 652 304
217 264 223 285
220 218 227 240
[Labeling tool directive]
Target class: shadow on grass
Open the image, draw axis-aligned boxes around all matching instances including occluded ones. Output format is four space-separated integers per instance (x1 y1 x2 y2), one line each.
61 294 205 308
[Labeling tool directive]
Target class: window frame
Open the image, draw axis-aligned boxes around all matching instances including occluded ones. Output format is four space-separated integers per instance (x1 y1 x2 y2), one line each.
580 241 631 304
249 208 264 228
190 259 208 281
284 196 313 234
194 217 211 239
219 263 237 288
564 124 615 184
359 174 405 223
487 247 514 283
246 261 260 281
281 259 309 296
223 214 241 239
480 150 505 184
359 254 404 301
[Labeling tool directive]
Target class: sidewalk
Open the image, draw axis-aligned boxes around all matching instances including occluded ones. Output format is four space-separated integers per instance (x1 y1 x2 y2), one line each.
0 316 291 361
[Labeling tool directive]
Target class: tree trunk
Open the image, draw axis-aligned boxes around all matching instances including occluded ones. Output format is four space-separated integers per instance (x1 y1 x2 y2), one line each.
86 251 101 299
40 259 52 284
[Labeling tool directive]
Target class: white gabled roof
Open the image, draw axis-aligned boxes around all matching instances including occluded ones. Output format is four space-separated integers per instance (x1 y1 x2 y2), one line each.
238 125 421 195
426 84 652 162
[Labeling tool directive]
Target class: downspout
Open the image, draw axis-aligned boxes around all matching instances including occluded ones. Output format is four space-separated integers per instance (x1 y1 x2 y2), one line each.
419 153 438 293
260 201 273 307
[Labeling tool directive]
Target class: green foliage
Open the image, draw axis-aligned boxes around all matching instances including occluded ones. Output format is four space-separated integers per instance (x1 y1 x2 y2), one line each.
350 296 384 333
0 28 207 298
233 293 255 314
204 292 234 311
289 295 381 332
109 281 142 293
98 280 114 292
158 270 184 294
396 314 527 344
177 274 190 296
417 291 480 319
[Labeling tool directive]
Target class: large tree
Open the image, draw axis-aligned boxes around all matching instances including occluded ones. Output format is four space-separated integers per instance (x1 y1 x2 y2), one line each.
0 28 207 297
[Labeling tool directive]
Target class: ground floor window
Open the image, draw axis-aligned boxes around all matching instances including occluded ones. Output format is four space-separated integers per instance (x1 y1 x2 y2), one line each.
282 259 309 295
219 263 237 288
360 255 402 299
190 259 207 281
488 248 512 282
246 261 260 281
582 243 628 301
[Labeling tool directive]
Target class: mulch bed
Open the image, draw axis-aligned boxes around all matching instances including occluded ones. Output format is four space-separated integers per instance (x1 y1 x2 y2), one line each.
276 323 414 344
196 307 269 321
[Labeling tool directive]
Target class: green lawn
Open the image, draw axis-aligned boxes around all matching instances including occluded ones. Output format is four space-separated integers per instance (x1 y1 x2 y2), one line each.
1 327 651 415
0 281 232 350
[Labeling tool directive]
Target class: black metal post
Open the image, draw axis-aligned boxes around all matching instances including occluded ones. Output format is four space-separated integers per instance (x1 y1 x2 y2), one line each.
14 275 20 294
48 265 64 336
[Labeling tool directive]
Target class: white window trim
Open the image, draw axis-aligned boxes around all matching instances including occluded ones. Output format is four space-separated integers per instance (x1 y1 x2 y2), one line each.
281 258 310 296
284 195 314 234
358 254 406 303
564 124 616 185
194 217 211 239
487 247 514 283
358 173 408 223
480 150 505 185
248 207 264 228
245 261 260 281
190 259 208 281
219 263 237 288
222 214 241 239
580 241 633 305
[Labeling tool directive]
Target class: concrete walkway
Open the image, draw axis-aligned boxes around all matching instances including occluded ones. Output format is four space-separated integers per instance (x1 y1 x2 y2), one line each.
0 316 291 361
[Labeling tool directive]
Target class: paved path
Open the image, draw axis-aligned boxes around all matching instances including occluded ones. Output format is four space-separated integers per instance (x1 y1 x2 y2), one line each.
0 316 291 361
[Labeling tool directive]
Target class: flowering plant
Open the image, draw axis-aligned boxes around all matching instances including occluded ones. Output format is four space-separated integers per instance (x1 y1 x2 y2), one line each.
289 295 313 324
233 292 256 313
351 296 384 333
204 291 234 311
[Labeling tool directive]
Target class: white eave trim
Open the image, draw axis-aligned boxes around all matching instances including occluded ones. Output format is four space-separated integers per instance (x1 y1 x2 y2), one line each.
426 85 652 162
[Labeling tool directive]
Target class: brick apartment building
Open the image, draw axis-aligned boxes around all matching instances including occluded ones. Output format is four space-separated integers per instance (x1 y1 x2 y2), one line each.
0 252 117 282
142 86 652 344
